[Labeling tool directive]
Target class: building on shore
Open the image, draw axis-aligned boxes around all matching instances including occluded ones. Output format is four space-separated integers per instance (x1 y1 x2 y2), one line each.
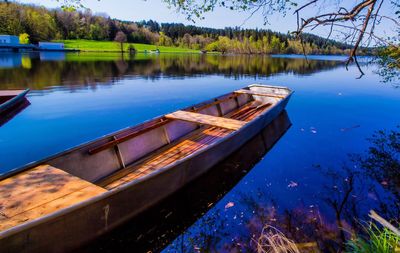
0 35 36 52
38 42 65 51
0 35 20 45
0 35 69 52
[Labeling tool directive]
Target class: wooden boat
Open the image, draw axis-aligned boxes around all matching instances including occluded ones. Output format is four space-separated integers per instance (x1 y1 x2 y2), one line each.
0 84 292 253
0 89 30 117
84 111 292 252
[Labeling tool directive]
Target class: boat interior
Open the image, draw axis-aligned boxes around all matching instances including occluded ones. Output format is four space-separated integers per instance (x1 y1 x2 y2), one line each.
0 85 290 232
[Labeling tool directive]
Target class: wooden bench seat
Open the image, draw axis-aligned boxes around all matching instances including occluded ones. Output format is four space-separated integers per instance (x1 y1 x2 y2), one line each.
234 89 286 99
166 110 247 131
0 165 106 231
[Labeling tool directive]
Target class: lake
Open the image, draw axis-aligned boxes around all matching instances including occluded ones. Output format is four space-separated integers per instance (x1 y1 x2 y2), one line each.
0 52 399 252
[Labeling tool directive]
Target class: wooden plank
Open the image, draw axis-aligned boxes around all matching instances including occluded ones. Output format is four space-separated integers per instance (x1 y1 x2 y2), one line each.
234 89 286 99
0 185 106 231
165 110 246 131
0 165 106 219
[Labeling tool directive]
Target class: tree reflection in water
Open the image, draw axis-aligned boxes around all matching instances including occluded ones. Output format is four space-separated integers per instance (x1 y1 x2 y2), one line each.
0 53 343 90
358 127 400 207
164 127 400 253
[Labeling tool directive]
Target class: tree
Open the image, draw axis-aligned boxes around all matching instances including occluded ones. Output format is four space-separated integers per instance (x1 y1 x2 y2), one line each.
214 36 230 54
270 35 281 54
114 31 127 52
19 33 30 44
162 0 399 78
158 31 173 46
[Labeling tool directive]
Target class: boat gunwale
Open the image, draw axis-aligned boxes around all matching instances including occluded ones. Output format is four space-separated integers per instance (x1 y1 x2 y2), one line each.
0 89 30 113
0 85 292 239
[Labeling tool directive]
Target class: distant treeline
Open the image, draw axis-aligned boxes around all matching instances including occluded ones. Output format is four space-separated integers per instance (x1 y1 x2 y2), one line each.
0 2 359 54
0 54 342 89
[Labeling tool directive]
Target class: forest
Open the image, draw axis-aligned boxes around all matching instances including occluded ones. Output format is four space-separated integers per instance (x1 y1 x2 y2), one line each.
0 2 358 54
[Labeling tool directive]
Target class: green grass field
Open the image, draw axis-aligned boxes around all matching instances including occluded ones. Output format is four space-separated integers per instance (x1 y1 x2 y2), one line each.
57 40 200 53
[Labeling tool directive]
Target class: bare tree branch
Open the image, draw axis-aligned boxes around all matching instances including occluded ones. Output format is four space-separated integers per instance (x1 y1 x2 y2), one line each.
292 0 388 77
346 0 377 67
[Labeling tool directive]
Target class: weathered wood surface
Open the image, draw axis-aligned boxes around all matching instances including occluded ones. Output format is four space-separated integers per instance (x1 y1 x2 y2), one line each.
235 89 286 98
0 165 106 231
166 110 246 130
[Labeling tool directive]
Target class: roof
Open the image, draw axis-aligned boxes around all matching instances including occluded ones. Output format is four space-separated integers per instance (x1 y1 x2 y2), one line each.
0 35 18 38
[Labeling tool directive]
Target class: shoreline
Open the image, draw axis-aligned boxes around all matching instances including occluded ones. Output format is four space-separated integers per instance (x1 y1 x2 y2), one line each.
56 40 374 56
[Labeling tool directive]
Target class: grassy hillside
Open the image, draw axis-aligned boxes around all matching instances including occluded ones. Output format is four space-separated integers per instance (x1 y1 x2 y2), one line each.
57 40 200 53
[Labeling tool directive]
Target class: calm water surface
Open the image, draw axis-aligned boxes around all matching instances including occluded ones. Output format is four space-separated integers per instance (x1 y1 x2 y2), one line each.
0 52 399 252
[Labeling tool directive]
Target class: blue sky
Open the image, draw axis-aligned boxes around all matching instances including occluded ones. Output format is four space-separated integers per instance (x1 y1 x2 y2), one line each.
18 0 397 39
19 0 296 31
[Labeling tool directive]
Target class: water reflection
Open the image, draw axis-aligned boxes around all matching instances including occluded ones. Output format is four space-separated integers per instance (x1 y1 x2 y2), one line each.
356 127 400 219
0 98 30 127
78 111 292 253
0 53 343 90
39 52 66 61
0 53 23 69
162 126 400 253
0 51 398 252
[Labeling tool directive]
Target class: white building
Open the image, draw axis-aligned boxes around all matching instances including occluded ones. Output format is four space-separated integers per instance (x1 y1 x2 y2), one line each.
38 42 64 50
0 35 19 45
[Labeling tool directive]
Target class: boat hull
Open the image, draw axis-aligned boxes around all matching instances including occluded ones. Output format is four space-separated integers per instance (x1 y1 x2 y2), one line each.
0 87 291 253
0 89 30 116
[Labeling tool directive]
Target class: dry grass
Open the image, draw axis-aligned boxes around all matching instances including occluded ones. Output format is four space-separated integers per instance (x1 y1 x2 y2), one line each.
369 210 400 237
256 225 300 253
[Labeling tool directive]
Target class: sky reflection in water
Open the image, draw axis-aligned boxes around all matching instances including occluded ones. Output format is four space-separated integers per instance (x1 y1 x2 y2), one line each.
0 52 399 252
